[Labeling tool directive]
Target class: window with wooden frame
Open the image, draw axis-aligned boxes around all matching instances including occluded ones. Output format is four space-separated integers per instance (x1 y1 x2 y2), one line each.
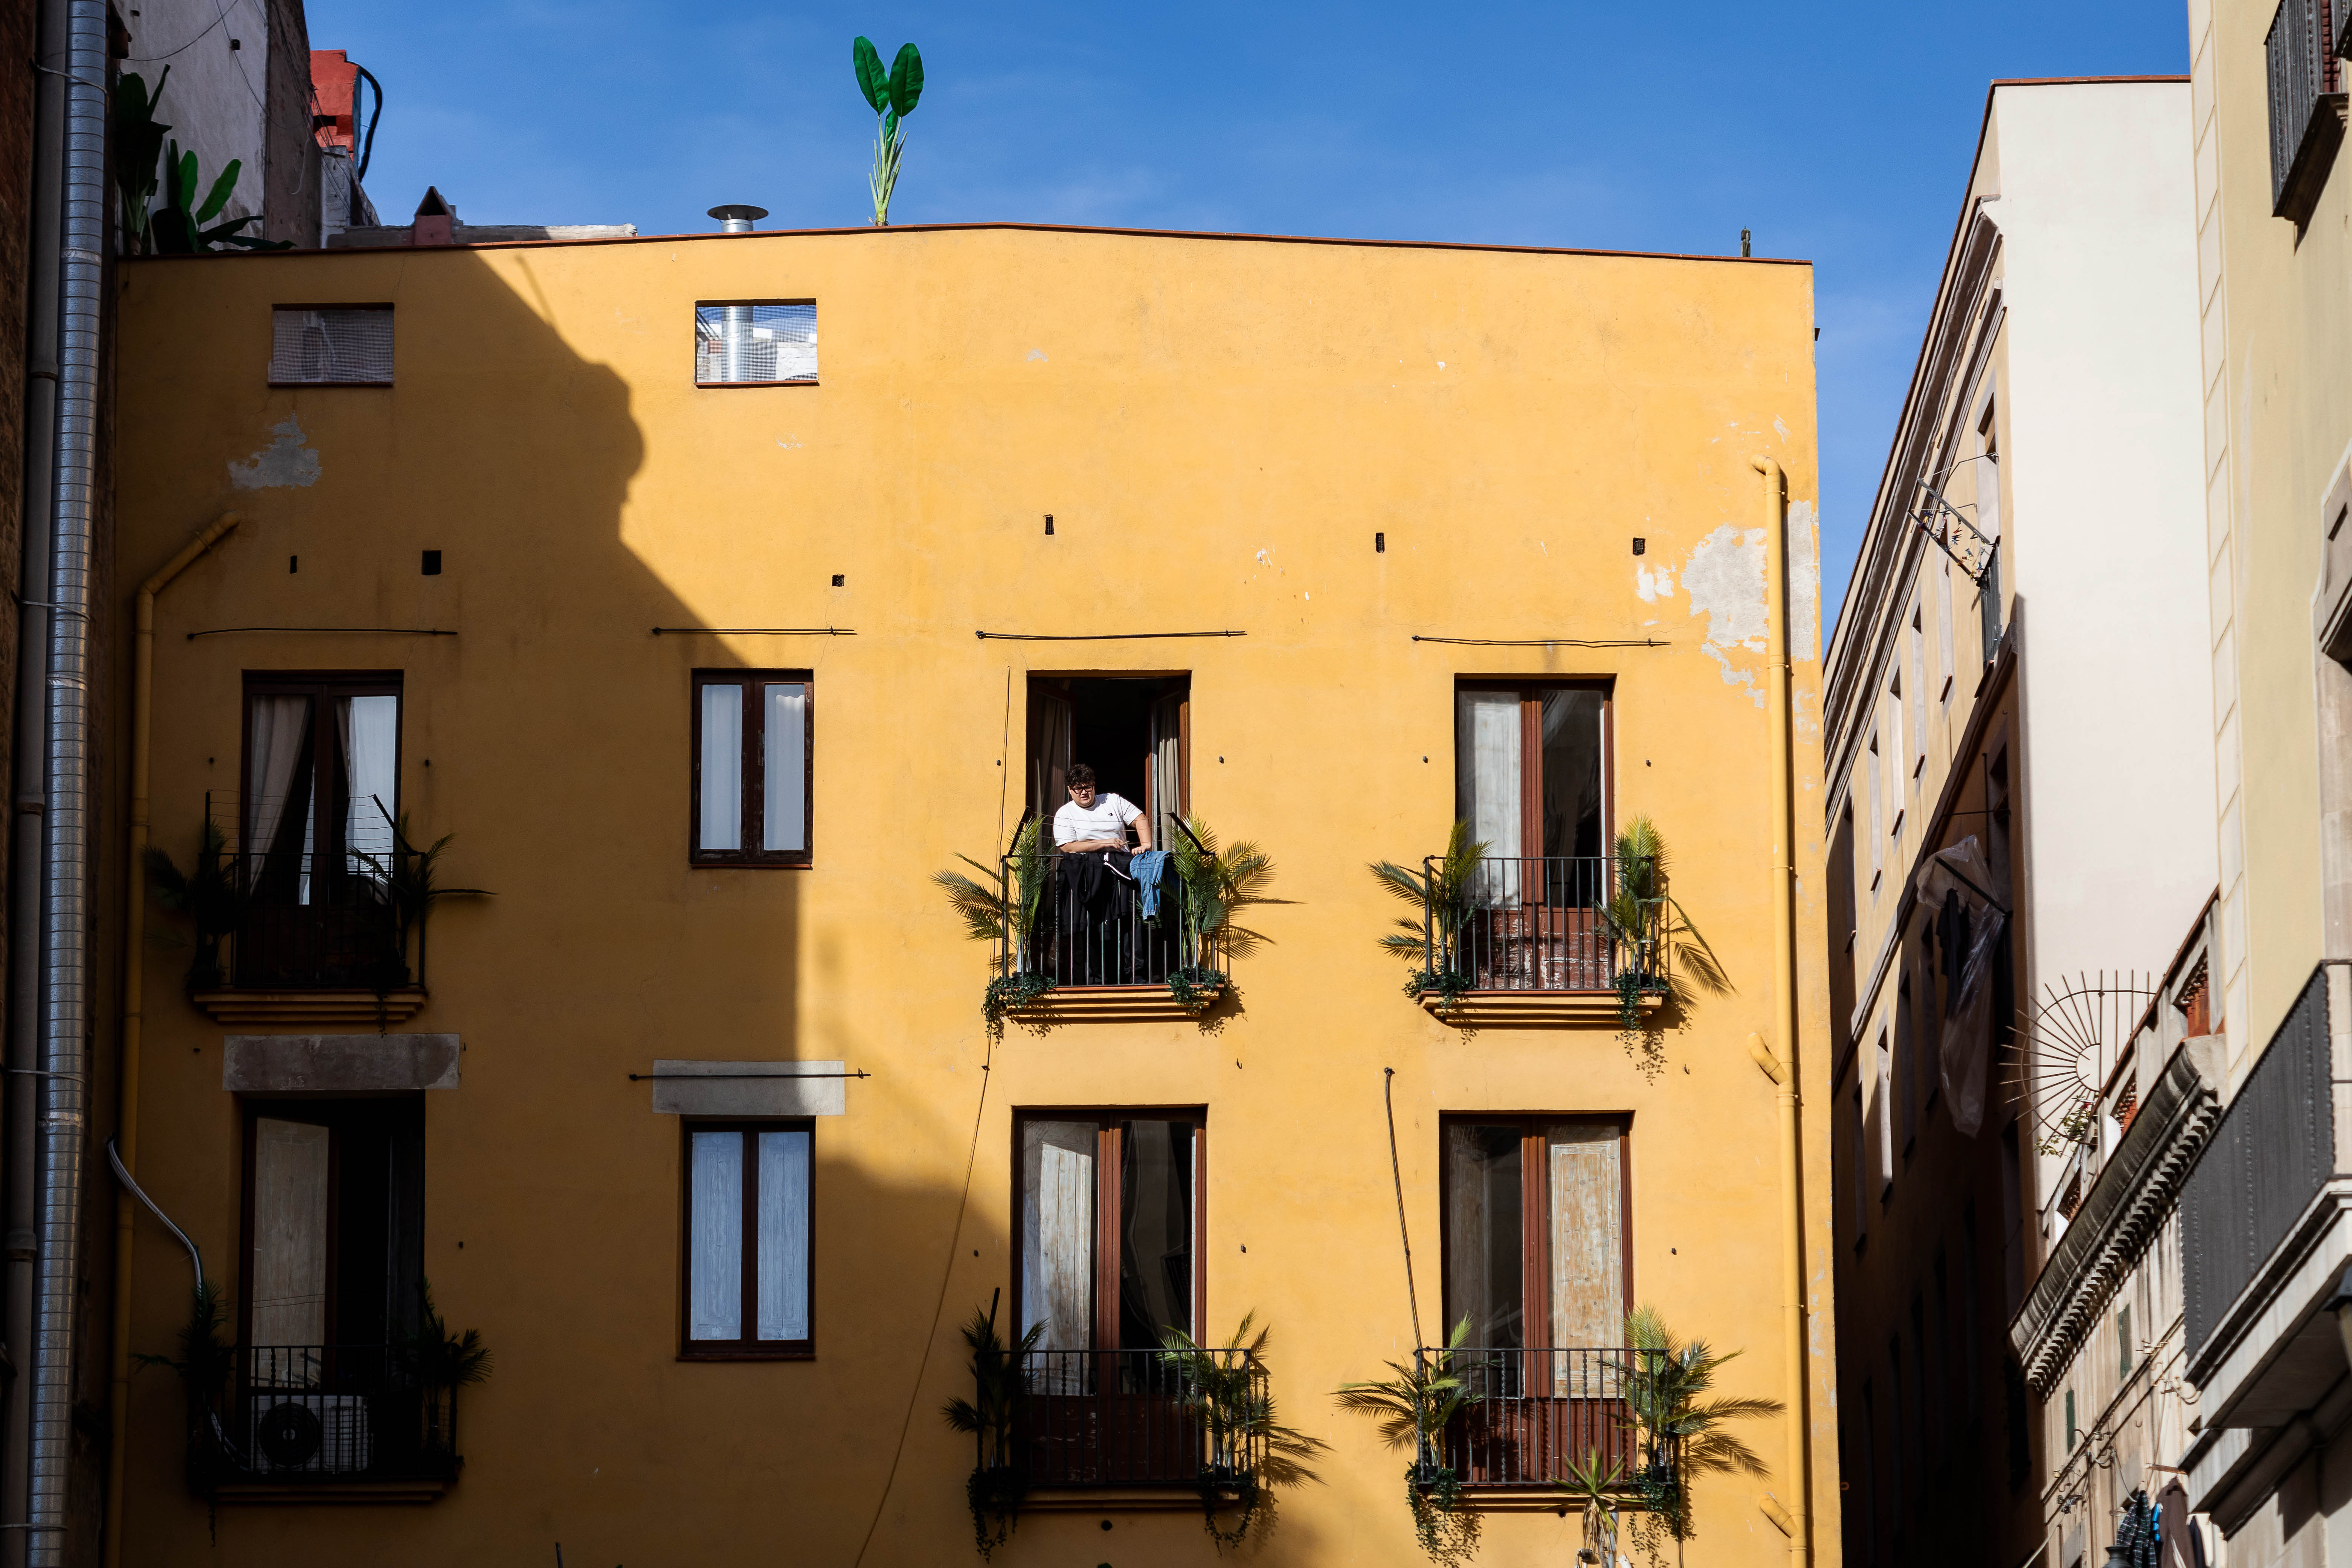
690 669 812 866
1015 1112 1203 1363
1441 1116 1629 1353
243 1096 425 1354
1453 680 1611 866
680 1121 813 1357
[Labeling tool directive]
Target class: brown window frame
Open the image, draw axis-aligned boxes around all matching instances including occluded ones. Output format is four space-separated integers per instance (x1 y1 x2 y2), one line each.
676 1118 816 1361
1010 1109 1208 1352
1437 1113 1633 1348
239 670 404 879
237 1095 426 1352
266 302 396 387
688 668 814 868
1451 678 1615 859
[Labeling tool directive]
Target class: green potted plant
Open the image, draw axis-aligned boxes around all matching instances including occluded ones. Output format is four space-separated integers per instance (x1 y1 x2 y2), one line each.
851 37 924 225
933 818 1053 1027
1332 1315 1484 1568
349 805 491 996
1371 821 1489 1010
1157 1312 1326 1551
1600 817 1730 1031
940 1306 1042 1558
404 1281 493 1468
1165 815 1275 1010
1617 1305 1781 1566
145 820 251 991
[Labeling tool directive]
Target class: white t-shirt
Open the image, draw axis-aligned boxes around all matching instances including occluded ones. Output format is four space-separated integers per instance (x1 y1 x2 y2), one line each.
1054 792 1141 847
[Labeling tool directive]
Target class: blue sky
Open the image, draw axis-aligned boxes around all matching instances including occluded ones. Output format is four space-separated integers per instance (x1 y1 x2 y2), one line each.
308 0 2190 635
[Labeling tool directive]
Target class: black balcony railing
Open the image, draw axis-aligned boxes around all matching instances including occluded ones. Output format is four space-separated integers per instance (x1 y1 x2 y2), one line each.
168 792 421 992
975 1347 1265 1487
189 1345 461 1490
1415 1346 1673 1488
1420 856 1664 996
998 853 1223 991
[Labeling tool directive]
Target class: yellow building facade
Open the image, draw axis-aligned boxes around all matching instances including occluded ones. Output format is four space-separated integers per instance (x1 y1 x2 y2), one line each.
105 223 1835 1565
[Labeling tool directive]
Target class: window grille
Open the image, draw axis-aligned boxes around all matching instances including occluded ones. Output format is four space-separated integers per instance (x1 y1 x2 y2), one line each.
2267 0 2346 220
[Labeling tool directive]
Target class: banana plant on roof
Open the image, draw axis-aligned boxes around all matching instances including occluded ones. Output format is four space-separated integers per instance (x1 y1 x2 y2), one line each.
853 36 925 225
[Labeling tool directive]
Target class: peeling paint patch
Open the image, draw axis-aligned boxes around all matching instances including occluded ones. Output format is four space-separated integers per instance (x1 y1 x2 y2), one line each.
1789 500 1821 660
776 437 803 450
1774 416 1791 441
1026 349 1048 362
1701 641 1761 705
1684 522 1770 708
1635 563 1676 603
229 415 320 490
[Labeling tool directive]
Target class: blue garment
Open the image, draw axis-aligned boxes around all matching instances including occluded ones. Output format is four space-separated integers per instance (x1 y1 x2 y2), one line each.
1130 850 1171 918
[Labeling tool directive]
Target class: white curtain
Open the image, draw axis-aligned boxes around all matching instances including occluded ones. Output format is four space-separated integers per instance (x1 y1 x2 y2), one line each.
341 695 399 870
756 1129 810 1340
700 685 743 852
689 1130 744 1339
250 1118 331 1360
244 696 312 891
1546 1122 1624 1391
1149 692 1186 852
1457 691 1521 903
1022 1121 1094 1393
762 683 807 853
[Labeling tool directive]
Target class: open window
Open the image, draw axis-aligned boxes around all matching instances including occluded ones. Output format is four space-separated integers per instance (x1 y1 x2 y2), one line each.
1454 680 1610 865
237 673 402 987
1026 676 1189 849
243 1097 426 1354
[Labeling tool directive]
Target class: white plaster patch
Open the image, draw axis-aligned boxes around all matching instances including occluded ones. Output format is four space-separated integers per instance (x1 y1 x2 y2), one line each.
229 415 321 490
1789 500 1821 660
776 437 802 450
1635 563 1676 603
1774 416 1791 441
1026 349 1048 362
1683 522 1770 708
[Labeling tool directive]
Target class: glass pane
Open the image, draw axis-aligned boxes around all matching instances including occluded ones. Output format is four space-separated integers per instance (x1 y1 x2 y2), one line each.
695 303 819 384
1118 1121 1194 1348
1455 691 1521 899
763 683 807 853
1544 1122 1624 1375
699 685 743 851
689 1131 745 1340
1020 1121 1096 1386
270 306 394 384
757 1129 811 1341
1444 1123 1523 1351
340 694 400 870
1537 690 1605 861
250 1119 331 1355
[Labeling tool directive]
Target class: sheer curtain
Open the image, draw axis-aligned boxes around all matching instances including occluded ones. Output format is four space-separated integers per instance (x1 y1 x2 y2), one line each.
1444 1122 1524 1353
700 685 743 852
1021 1121 1094 1392
341 695 399 870
251 1118 331 1363
1456 691 1520 904
762 683 807 853
756 1129 810 1340
689 1131 744 1340
1545 1122 1624 1393
244 696 312 892
1149 692 1186 853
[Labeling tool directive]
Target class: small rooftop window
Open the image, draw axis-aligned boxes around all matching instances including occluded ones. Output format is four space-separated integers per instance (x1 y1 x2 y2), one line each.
696 302 817 386
269 305 393 385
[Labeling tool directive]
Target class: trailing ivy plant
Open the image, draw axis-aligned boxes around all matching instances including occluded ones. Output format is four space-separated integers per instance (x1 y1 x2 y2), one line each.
1618 1304 1781 1567
852 37 924 225
1332 1315 1484 1568
940 1308 1043 1559
934 819 1052 1028
1157 1312 1326 1552
1371 821 1489 1011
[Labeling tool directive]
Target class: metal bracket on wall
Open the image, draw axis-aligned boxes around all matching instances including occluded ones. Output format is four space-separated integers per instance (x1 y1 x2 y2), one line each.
1911 479 1997 588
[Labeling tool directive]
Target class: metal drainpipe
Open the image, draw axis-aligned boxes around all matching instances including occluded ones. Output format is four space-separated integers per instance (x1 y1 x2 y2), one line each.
28 0 108 1560
1750 455 1813 1568
3 0 66 1558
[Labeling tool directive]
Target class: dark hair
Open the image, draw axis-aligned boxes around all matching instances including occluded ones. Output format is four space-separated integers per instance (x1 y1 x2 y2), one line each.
1066 763 1097 789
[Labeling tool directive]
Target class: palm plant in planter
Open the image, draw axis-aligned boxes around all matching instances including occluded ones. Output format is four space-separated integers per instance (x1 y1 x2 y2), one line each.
1600 817 1729 1030
940 1307 1043 1559
1166 815 1276 1009
349 807 490 996
933 818 1052 1026
405 1280 493 1464
133 1281 234 1493
1157 1313 1326 1551
145 820 251 991
1371 821 1490 1010
1332 1315 1484 1568
1618 1304 1781 1566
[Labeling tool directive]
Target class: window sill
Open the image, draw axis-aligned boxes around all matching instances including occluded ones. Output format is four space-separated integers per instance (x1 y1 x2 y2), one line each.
694 379 819 389
677 1348 815 1362
689 859 814 870
191 987 427 1026
1416 990 1663 1026
266 380 394 389
1012 984 1227 1023
214 1477 448 1505
1022 1486 1225 1512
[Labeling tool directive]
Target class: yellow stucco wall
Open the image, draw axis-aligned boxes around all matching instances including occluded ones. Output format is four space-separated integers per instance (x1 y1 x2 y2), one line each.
110 225 1833 1565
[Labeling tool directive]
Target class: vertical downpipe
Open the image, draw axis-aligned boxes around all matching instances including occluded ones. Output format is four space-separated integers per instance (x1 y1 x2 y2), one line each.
1751 455 1812 1568
29 2 107 1561
4 0 66 1559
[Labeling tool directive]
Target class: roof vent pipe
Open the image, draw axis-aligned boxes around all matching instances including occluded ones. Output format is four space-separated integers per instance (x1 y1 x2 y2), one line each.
708 204 767 234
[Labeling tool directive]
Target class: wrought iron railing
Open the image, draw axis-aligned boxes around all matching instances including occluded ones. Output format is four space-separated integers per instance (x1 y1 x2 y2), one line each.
1413 1345 1673 1488
1419 855 1664 995
975 1347 1265 1487
189 1344 461 1490
2266 0 2345 217
163 792 421 991
997 852 1223 990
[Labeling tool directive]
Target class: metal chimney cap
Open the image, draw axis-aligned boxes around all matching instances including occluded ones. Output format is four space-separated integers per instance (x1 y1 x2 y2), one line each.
708 204 769 233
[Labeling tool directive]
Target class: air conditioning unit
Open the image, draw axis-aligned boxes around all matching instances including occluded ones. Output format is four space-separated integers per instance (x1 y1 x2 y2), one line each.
248 1394 372 1475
